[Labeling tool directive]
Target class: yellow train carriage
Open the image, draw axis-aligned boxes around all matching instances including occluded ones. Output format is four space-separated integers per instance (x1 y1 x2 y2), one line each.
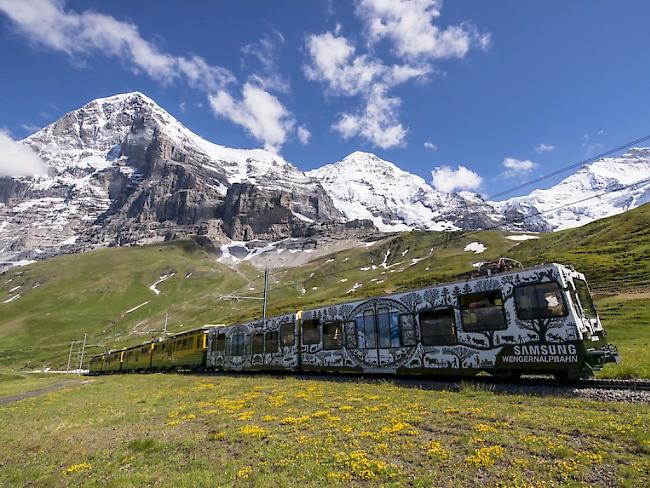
89 349 125 374
151 329 208 371
88 354 104 374
122 343 154 372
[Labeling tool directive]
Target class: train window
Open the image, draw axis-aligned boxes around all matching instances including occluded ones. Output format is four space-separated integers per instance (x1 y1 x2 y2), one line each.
355 310 377 349
344 321 357 348
302 319 321 345
231 333 246 356
514 282 567 320
215 333 226 352
323 321 343 350
376 308 401 348
460 291 507 331
252 334 265 354
419 308 457 346
574 279 597 319
265 331 279 353
280 323 295 347
399 314 417 346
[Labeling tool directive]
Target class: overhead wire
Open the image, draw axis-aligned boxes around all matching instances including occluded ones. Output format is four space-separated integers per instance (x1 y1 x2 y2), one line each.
220 133 650 297
254 174 650 298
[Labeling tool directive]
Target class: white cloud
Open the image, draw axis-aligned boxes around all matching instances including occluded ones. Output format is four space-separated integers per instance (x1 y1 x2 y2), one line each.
535 143 555 154
333 86 406 148
21 123 40 133
0 1 310 151
424 141 438 151
0 0 235 91
305 31 427 148
0 130 48 177
431 165 483 193
356 0 490 61
241 30 289 93
304 1 487 148
297 126 311 145
209 83 294 153
502 157 537 178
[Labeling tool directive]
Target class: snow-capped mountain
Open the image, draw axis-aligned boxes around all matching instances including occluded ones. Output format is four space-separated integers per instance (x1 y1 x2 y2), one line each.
0 92 347 265
494 148 650 230
309 150 649 233
307 152 502 232
2 90 649 267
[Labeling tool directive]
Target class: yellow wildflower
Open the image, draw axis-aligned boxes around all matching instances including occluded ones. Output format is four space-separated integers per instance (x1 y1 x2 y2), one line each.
64 463 91 475
465 445 505 467
473 423 497 433
427 441 450 461
239 425 267 438
235 466 252 480
237 411 254 421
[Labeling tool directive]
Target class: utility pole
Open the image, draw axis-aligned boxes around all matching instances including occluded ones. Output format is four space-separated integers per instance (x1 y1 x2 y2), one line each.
77 333 87 374
162 313 168 339
262 268 269 325
66 340 82 373
219 268 271 325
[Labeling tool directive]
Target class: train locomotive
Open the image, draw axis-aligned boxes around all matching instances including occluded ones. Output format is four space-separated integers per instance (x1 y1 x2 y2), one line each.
89 262 620 380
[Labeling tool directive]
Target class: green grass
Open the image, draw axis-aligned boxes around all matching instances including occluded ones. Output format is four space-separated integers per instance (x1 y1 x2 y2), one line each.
510 203 650 290
0 374 648 487
594 293 650 379
1 204 648 376
0 230 520 370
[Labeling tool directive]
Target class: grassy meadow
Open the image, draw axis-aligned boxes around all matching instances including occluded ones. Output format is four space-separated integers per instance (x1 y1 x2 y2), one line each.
594 293 650 379
1 205 649 486
0 373 648 487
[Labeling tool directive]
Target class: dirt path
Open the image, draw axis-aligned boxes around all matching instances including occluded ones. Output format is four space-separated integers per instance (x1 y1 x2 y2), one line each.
0 380 90 405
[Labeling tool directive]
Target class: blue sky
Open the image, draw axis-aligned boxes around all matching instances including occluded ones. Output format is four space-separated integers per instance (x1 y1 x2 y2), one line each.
1 0 650 197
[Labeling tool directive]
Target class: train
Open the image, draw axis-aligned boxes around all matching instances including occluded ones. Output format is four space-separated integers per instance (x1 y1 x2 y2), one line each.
88 262 620 380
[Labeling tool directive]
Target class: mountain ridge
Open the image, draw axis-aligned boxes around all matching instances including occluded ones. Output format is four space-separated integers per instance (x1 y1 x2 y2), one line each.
1 91 649 267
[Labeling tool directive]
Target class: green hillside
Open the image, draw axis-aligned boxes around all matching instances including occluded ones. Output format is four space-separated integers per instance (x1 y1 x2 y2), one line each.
0 203 648 371
510 203 650 290
0 231 518 368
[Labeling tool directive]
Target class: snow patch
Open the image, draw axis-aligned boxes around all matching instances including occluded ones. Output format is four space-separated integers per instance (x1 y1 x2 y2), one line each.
346 282 362 294
58 235 79 246
464 242 487 254
125 301 149 314
380 249 391 269
3 294 20 304
291 210 315 223
506 234 540 241
149 273 174 295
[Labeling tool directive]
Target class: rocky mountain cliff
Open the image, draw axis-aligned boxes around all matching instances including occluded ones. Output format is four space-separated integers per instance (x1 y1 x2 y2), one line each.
0 92 363 266
2 91 648 268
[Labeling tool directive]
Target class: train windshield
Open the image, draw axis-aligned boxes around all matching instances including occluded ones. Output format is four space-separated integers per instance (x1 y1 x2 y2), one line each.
574 279 597 319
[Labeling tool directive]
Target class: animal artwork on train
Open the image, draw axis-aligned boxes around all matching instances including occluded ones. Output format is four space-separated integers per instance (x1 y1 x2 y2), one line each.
89 263 620 380
296 264 597 376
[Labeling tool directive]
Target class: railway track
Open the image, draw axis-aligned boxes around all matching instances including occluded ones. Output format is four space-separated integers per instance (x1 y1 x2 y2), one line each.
576 378 650 391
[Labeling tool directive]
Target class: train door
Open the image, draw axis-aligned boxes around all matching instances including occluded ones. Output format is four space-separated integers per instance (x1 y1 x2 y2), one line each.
352 305 401 368
228 332 247 370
